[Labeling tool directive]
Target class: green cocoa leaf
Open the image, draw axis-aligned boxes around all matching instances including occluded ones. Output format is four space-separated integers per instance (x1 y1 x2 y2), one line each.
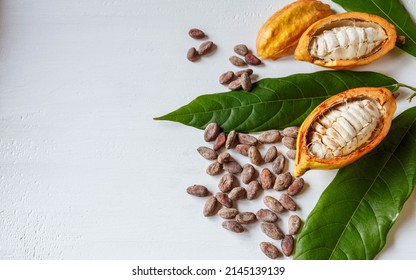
154 71 397 133
333 0 416 57
294 106 416 260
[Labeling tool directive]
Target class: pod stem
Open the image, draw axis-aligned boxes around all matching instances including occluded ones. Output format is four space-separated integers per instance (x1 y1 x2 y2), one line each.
395 83 416 103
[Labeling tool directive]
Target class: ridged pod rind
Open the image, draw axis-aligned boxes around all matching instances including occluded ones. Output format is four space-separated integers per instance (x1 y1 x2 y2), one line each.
294 87 396 177
294 12 397 69
256 0 332 60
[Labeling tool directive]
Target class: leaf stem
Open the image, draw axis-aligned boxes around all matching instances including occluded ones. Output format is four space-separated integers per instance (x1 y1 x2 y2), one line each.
396 83 416 102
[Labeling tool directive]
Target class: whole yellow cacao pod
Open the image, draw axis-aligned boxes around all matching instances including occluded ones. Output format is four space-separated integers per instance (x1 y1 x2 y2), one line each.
294 87 397 177
256 0 332 60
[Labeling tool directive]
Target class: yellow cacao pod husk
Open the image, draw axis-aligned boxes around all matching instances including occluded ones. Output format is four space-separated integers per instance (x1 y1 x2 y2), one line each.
256 0 332 60
294 12 397 69
294 87 396 177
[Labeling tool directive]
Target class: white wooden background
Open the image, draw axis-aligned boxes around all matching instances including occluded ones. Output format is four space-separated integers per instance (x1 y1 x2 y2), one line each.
0 0 415 259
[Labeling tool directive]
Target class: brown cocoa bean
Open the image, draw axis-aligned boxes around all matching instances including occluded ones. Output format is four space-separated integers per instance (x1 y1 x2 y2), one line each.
235 68 253 77
238 133 258 146
225 130 237 149
217 152 232 164
228 79 242 90
241 163 256 184
246 180 261 200
233 44 249 56
283 126 300 138
244 53 261 65
281 235 294 256
222 220 244 233
187 184 210 197
215 192 233 208
279 194 297 211
228 186 246 201
274 172 293 191
287 177 304 196
218 208 239 219
219 71 235 85
236 212 257 224
282 136 297 150
235 144 250 156
248 146 263 166
229 55 247 66
260 168 275 190
264 146 278 163
272 155 285 174
187 47 200 62
198 41 214 56
240 72 252 92
188 28 205 39
258 130 282 143
204 123 221 142
203 196 218 217
218 173 236 193
213 132 226 151
223 161 242 174
260 242 282 259
261 222 285 240
256 209 278 223
197 146 218 160
286 149 296 160
206 161 223 176
263 195 285 213
288 215 302 235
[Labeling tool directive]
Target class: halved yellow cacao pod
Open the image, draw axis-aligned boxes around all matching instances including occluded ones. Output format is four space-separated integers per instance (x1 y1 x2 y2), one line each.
256 0 332 60
294 87 396 177
294 12 397 69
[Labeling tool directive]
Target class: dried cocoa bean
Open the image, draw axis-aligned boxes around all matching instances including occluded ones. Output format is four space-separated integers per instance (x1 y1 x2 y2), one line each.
228 186 246 201
246 180 261 200
264 146 278 163
287 177 304 196
274 172 293 191
241 163 256 184
256 209 278 223
248 146 263 166
288 215 302 235
263 196 285 213
286 149 296 160
213 132 226 151
225 130 237 149
218 208 238 219
218 173 236 193
198 41 214 56
261 222 285 240
197 146 218 160
272 155 285 174
282 136 297 150
203 196 218 217
238 133 258 146
229 55 247 66
217 152 232 164
281 235 294 256
204 123 221 142
206 161 223 176
258 130 282 143
240 72 252 92
187 184 210 197
215 192 233 208
188 28 206 39
223 161 242 174
279 194 297 211
219 71 235 85
228 79 242 90
244 53 262 65
236 212 257 224
187 47 199 62
222 220 244 233
283 126 299 138
235 68 253 77
260 168 275 189
260 242 282 259
235 144 250 156
233 44 249 56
